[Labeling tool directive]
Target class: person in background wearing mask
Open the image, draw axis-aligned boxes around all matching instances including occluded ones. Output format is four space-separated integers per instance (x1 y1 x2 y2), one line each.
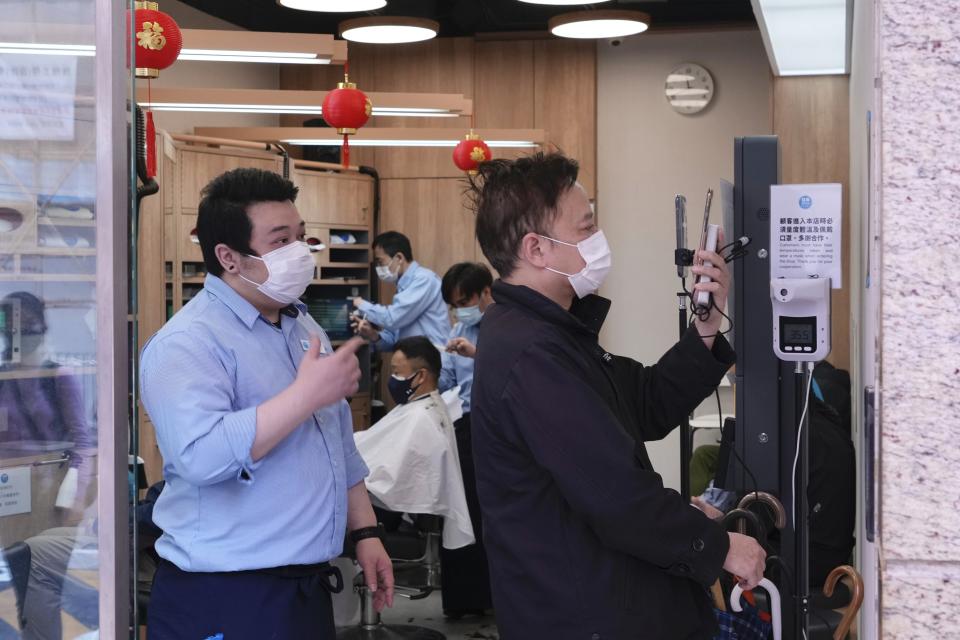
437 262 494 617
350 231 450 350
139 168 393 639
0 291 96 513
354 337 474 550
468 153 766 639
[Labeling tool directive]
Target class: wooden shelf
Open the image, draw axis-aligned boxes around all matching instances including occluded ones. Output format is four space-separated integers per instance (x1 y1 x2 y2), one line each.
181 277 206 284
21 247 96 256
322 262 370 269
0 274 96 282
36 217 96 228
0 366 97 381
330 243 371 250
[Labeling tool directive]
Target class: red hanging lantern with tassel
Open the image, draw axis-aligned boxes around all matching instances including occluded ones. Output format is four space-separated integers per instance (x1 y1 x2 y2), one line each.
133 1 182 78
131 1 181 178
321 68 371 168
453 130 492 175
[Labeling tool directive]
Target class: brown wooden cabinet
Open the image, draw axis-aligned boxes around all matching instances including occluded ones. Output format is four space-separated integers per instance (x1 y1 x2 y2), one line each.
294 169 373 227
178 147 283 212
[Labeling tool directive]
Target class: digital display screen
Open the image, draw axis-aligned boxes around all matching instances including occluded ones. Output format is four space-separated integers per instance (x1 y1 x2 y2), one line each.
784 323 813 345
305 299 353 340
780 315 817 351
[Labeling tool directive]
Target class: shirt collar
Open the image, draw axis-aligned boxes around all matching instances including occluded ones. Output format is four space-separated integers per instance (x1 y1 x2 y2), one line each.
203 274 305 330
397 261 420 289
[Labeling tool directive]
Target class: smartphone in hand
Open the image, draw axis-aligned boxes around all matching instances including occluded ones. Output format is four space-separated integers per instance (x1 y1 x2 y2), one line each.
694 189 717 310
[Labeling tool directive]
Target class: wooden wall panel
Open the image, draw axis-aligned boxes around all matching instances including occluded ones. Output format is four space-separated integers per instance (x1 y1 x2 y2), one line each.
534 39 597 198
281 40 477 178
773 75 851 371
379 178 477 277
474 41 535 129
365 39 476 178
280 36 596 293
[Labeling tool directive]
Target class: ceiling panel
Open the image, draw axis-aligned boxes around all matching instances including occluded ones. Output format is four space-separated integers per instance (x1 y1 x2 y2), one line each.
178 0 756 36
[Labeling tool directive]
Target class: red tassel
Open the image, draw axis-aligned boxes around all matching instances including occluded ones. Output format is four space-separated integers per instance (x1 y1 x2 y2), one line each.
342 133 350 169
145 110 157 178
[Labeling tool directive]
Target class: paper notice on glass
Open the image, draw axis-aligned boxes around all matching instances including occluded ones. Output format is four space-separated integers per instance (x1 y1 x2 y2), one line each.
0 466 31 517
770 184 842 289
0 54 77 141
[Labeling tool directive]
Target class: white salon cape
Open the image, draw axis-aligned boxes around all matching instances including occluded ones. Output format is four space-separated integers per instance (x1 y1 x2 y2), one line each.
354 389 475 549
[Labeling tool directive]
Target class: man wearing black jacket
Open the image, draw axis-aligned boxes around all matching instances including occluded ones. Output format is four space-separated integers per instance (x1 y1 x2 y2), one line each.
469 153 766 639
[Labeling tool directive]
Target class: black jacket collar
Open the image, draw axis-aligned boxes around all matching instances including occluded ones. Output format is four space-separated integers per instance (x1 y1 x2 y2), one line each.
492 280 611 337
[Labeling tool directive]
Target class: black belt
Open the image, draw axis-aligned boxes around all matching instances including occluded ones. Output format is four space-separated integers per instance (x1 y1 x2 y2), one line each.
161 559 344 594
259 562 344 596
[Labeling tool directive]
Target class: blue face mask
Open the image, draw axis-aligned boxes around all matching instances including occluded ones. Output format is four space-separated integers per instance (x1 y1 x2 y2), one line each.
455 305 483 327
388 370 423 406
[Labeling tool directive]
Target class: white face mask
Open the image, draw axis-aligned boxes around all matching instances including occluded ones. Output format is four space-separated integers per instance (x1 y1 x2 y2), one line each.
376 257 399 283
540 230 612 299
455 305 483 327
238 241 316 305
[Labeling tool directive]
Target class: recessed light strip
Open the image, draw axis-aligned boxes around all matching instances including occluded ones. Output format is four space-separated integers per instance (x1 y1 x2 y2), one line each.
0 42 95 56
194 126 545 149
137 88 472 118
143 102 461 117
282 139 540 148
750 0 849 76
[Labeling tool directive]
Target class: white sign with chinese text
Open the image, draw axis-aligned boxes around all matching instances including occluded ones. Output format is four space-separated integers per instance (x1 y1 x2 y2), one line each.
0 54 77 141
770 184 842 289
0 466 30 517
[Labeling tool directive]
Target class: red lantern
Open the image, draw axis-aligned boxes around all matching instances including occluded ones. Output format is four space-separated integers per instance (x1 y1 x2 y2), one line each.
453 131 492 175
130 1 181 179
132 1 182 79
321 73 372 168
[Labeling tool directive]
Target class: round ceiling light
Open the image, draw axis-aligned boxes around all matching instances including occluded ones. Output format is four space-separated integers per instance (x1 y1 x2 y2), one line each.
339 16 439 44
276 0 387 11
518 0 611 4
548 10 651 39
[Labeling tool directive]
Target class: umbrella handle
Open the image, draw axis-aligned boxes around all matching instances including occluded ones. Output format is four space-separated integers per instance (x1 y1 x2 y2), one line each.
737 491 787 529
730 577 781 640
823 565 864 640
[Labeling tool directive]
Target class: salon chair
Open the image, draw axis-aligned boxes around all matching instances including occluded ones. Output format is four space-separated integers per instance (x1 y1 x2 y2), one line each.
337 514 445 640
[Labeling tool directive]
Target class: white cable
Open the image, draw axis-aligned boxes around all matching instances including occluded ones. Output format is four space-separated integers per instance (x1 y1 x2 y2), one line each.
790 362 815 530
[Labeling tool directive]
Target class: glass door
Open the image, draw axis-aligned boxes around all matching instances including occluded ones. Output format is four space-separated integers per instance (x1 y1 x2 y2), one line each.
0 0 132 637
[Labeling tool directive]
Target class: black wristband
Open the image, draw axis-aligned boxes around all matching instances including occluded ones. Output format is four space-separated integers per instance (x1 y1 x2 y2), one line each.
350 524 384 544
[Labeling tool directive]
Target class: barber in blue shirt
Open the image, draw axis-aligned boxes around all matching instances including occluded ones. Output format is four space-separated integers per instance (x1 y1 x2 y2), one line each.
140 168 394 639
351 231 450 350
436 262 495 616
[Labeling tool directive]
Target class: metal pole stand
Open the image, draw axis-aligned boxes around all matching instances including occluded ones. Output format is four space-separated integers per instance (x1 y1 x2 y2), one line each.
793 362 810 640
679 291 692 502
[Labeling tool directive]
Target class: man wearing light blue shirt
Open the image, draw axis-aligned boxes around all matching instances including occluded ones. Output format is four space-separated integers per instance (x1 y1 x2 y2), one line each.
351 231 450 350
436 262 495 616
140 168 393 639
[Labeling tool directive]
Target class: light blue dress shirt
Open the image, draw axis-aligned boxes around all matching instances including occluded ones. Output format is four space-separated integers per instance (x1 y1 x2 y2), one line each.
439 320 480 414
357 261 451 351
139 275 369 572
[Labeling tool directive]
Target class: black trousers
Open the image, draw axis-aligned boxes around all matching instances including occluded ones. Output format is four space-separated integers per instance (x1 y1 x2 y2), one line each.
147 559 340 640
440 413 494 612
